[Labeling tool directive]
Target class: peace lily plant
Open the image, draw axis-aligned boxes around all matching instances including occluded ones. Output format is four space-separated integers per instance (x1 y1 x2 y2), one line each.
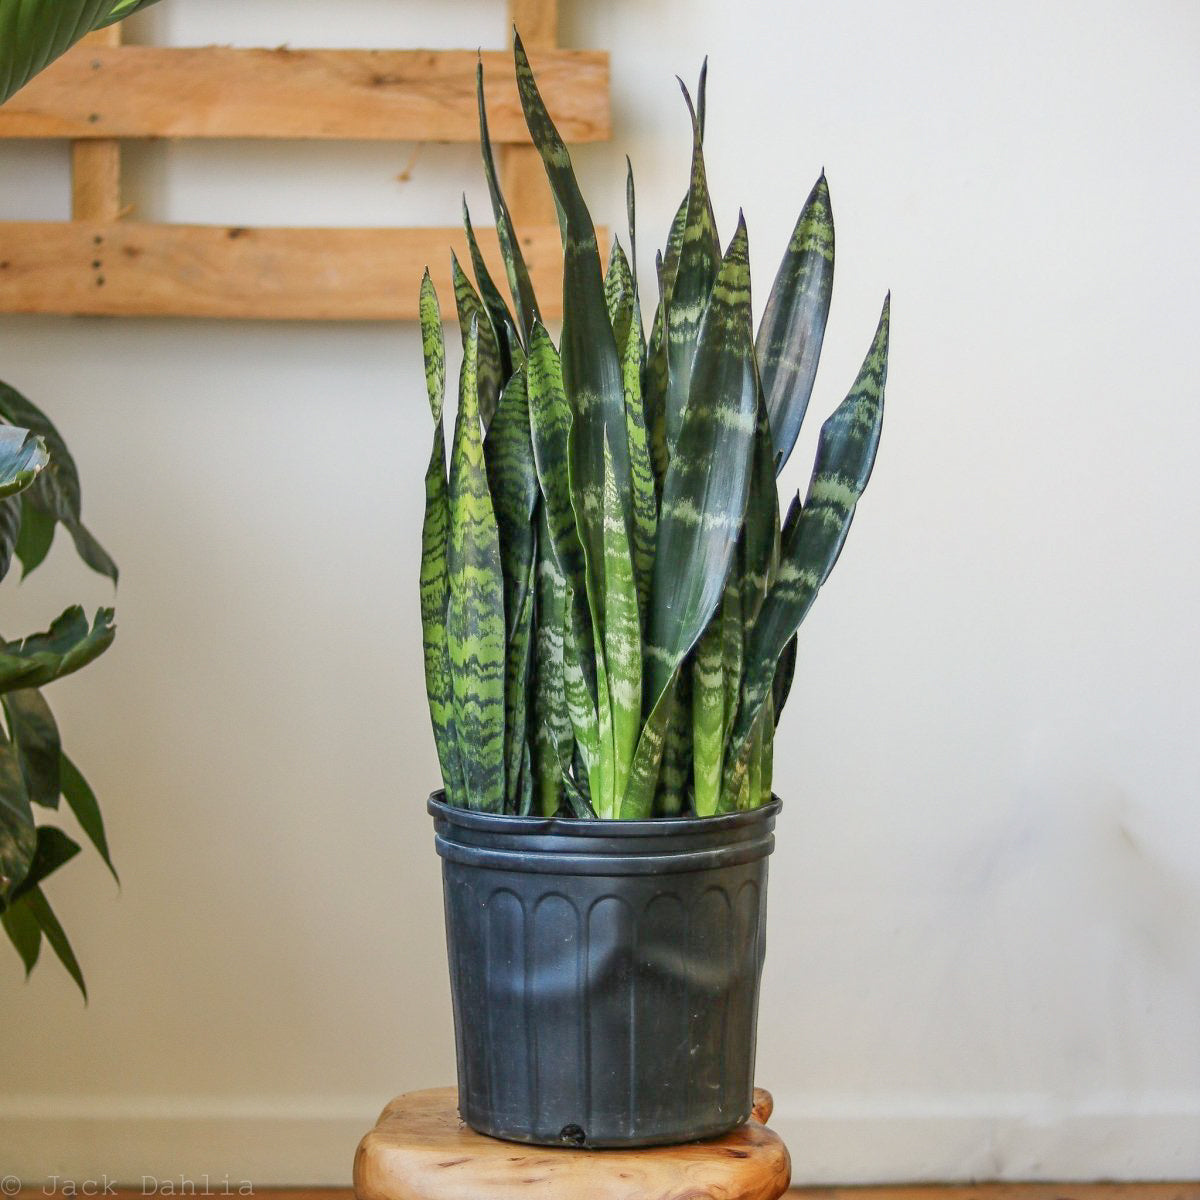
421 37 890 821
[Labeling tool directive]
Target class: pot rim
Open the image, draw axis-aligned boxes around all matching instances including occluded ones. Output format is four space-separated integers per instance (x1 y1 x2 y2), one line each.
427 789 781 838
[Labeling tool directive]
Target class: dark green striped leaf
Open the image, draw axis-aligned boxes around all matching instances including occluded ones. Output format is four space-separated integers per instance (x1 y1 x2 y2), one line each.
462 196 520 376
476 57 541 342
485 367 539 810
417 272 462 805
450 254 503 429
756 173 834 472
446 318 507 813
646 216 758 708
726 296 890 799
621 290 656 625
513 33 632 551
663 83 721 454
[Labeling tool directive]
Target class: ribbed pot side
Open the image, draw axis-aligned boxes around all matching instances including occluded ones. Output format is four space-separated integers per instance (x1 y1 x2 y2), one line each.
429 792 780 1149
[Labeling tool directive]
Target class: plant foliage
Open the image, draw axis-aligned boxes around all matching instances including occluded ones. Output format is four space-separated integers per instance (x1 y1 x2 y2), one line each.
419 37 890 819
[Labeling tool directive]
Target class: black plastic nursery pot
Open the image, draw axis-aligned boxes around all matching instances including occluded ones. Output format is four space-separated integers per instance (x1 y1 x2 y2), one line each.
429 791 781 1148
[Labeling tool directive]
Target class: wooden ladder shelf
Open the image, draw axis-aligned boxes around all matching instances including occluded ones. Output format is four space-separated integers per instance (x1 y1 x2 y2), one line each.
0 0 607 321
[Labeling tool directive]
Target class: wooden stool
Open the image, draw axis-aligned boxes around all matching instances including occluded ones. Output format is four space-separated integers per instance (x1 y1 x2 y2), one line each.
354 1086 790 1200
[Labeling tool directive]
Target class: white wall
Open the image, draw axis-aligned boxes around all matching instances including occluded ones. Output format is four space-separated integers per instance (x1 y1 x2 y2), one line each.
2 0 1198 1185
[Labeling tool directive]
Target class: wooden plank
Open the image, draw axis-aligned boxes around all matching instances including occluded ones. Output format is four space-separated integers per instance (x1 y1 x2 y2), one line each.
0 45 609 143
70 29 123 223
503 0 561 231
0 220 591 320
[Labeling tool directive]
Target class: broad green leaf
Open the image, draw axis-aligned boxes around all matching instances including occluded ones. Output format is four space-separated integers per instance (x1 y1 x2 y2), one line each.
9 823 79 901
0 732 34 900
0 0 162 106
513 33 632 553
646 216 758 708
0 605 115 693
446 318 506 813
22 884 86 999
663 82 721 454
450 255 503 429
3 687 60 809
462 196 520 376
756 173 834 472
726 296 890 797
594 436 642 818
0 384 117 584
60 752 117 882
13 497 54 578
0 424 48 498
476 57 541 342
1 897 40 975
417 272 462 805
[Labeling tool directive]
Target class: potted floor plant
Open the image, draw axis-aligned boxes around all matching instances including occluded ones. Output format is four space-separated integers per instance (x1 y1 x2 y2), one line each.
0 0 156 995
421 34 890 1149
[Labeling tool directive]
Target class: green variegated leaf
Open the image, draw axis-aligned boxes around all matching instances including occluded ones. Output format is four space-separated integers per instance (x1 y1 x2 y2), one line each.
446 318 506 813
0 383 117 584
485 367 538 809
646 216 758 709
663 83 721 453
691 617 724 818
594 436 642 818
726 296 890 800
604 239 635 351
3 688 60 809
417 272 462 805
0 730 34 900
513 32 632 554
621 289 656 624
526 322 596 707
532 513 575 816
644 261 670 492
0 424 48 499
476 57 541 342
657 668 692 816
619 672 676 819
561 583 599 790
0 495 21 584
462 196 520 375
626 156 638 298
756 173 834 472
741 386 781 628
450 254 503 428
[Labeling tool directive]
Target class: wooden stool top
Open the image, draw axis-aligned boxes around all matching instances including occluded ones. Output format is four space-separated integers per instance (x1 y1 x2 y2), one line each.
354 1086 790 1200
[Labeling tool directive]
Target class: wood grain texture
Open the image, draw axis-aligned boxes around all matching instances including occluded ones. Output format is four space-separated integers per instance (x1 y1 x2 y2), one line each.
0 221 596 320
70 26 122 222
0 45 609 143
353 1086 790 1200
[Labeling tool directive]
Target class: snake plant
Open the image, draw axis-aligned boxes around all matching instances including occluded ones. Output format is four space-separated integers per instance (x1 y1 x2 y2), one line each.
420 36 890 819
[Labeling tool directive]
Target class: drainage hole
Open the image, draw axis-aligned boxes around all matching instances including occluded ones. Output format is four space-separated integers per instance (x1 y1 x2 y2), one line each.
558 1123 586 1147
